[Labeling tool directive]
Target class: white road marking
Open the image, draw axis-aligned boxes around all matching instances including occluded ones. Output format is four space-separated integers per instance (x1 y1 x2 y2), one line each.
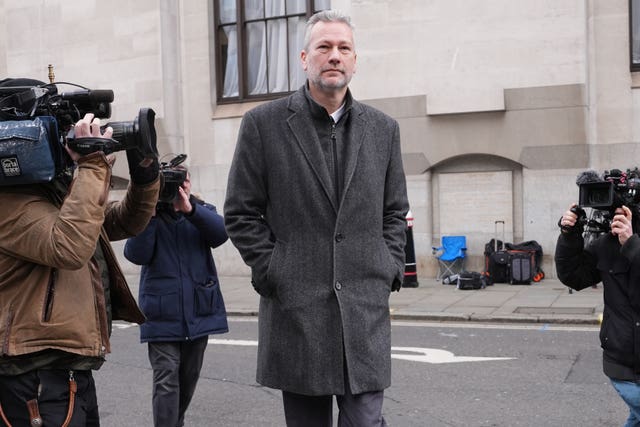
209 338 258 346
390 346 515 364
112 322 137 329
207 339 516 364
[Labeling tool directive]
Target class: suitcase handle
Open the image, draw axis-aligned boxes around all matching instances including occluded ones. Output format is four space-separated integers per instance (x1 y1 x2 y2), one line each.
494 220 506 252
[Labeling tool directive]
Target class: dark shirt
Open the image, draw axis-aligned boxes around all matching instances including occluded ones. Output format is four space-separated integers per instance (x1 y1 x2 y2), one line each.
303 84 353 205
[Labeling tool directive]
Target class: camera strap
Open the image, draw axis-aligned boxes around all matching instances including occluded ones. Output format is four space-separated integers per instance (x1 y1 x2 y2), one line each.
0 370 77 427
25 399 41 427
66 136 119 156
0 401 12 427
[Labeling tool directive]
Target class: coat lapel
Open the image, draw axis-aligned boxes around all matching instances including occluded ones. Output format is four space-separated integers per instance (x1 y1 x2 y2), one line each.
340 102 366 207
287 90 338 213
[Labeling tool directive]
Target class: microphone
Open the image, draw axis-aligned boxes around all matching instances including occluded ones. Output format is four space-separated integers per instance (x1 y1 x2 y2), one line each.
576 170 603 185
60 89 114 104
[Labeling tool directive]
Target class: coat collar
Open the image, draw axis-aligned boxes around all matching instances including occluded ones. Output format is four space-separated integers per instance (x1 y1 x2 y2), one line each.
286 85 367 213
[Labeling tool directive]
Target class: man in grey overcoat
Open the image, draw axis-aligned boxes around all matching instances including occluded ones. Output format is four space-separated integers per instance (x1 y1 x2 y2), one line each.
224 10 409 427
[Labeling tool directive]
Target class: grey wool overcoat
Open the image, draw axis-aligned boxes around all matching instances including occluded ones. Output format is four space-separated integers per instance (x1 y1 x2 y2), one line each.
224 86 409 396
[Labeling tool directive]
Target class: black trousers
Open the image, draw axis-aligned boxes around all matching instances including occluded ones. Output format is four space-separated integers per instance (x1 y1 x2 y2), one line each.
147 337 208 427
0 369 99 427
282 386 387 427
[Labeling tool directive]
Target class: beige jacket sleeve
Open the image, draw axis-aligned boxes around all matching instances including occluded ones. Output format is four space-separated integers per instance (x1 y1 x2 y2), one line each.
0 152 159 268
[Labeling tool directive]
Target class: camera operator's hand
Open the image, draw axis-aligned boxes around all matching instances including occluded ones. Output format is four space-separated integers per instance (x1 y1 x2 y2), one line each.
560 204 579 228
173 186 193 215
127 147 159 186
611 205 633 245
74 113 113 139
559 203 585 235
66 113 114 162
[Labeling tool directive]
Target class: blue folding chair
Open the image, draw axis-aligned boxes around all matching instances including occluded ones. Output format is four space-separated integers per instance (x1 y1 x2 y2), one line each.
432 236 467 281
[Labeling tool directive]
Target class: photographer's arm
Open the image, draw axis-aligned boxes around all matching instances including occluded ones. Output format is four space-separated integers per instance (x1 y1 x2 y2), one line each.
103 148 160 241
102 113 160 241
123 218 158 265
555 203 601 291
184 198 228 249
103 174 160 241
614 206 640 263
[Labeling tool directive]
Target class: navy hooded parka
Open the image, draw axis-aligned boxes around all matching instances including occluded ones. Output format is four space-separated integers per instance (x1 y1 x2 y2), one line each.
124 197 229 342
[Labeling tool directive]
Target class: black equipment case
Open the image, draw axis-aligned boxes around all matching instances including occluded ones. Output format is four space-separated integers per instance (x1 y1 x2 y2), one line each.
508 250 534 285
485 220 511 284
506 240 545 282
456 271 486 290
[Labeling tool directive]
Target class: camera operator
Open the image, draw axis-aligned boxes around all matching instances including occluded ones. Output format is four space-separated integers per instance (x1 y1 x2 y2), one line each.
124 164 229 427
555 202 640 425
0 103 160 426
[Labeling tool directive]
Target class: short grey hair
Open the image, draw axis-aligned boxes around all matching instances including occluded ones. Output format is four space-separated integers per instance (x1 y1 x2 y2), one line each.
303 10 355 51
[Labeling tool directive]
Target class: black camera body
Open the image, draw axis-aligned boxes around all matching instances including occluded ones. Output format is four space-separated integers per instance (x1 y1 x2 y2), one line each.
158 154 188 204
579 168 640 210
0 78 157 186
576 167 640 233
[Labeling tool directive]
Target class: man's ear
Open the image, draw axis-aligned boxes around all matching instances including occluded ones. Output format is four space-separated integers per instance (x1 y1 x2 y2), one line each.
300 50 308 71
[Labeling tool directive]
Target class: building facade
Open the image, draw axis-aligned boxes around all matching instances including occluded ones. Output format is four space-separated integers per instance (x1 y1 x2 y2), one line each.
1 0 639 280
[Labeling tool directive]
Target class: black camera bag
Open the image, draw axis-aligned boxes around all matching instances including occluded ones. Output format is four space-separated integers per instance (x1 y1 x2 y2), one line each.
0 116 64 186
457 271 486 290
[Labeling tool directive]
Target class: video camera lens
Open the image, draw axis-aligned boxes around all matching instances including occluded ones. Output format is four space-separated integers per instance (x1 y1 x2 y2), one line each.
67 108 158 157
578 181 615 210
105 108 157 157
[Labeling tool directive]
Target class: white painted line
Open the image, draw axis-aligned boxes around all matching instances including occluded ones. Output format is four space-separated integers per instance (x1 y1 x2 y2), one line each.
391 346 515 364
206 339 516 364
209 338 258 346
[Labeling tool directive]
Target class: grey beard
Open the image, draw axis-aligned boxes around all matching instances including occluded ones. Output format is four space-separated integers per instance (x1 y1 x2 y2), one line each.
311 75 351 91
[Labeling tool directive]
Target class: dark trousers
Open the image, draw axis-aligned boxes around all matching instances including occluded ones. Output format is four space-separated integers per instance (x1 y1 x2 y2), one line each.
0 369 99 427
147 337 208 427
282 387 387 427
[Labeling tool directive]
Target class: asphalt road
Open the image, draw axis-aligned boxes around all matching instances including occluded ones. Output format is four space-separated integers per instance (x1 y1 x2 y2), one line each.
94 318 626 427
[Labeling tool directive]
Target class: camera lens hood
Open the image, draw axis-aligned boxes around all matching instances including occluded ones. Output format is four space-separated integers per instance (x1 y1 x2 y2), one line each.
136 108 157 159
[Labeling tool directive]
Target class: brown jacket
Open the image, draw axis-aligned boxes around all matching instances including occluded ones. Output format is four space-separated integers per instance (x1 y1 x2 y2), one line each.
0 152 159 358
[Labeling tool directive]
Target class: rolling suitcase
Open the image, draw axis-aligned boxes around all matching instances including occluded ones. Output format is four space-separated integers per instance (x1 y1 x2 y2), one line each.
487 220 510 283
508 250 534 285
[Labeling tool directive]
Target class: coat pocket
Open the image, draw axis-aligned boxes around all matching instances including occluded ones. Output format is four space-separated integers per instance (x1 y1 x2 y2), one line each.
194 278 221 316
141 290 180 321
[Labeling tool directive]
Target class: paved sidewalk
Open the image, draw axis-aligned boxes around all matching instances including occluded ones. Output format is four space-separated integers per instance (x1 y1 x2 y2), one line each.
219 276 604 325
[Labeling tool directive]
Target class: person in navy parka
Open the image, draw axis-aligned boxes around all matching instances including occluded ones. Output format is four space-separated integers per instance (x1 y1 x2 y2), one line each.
124 164 228 427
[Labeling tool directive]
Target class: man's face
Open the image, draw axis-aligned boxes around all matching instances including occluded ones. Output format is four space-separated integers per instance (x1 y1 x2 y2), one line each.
301 21 357 93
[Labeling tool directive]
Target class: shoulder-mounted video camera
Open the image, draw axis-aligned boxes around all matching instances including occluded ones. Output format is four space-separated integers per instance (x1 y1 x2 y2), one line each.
574 167 640 234
0 74 157 186
158 154 188 205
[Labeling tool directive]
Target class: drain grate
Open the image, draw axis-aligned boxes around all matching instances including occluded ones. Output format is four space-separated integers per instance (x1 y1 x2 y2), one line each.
514 307 595 315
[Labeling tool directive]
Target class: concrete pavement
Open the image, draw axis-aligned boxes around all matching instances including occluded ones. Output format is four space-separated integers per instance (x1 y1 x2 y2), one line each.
219 276 604 325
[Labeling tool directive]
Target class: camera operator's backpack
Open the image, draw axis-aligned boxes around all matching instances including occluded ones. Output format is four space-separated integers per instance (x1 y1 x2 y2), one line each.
0 116 67 186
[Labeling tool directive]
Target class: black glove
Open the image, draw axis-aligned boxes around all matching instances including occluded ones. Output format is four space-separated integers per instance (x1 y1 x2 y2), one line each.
126 148 159 185
558 206 586 235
